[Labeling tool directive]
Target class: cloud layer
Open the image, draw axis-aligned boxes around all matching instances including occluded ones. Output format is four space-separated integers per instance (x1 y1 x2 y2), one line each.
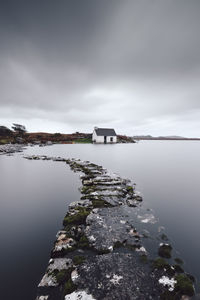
1 0 200 136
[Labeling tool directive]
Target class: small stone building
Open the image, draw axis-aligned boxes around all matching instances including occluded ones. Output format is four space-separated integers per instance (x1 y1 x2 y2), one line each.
92 127 117 144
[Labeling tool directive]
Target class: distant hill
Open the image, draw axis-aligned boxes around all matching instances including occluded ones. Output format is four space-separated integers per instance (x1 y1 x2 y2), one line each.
133 135 200 140
158 135 186 139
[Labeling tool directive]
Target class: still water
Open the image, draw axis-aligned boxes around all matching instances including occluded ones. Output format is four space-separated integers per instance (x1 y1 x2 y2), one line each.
0 141 200 299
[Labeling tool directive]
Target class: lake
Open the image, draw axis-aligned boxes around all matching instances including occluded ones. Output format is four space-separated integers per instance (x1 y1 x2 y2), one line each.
0 141 200 299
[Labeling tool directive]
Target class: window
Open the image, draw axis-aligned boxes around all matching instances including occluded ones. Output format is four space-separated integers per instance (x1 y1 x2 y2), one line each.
110 137 113 142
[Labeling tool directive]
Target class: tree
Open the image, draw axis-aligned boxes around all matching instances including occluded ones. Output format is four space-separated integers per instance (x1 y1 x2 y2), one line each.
12 123 27 135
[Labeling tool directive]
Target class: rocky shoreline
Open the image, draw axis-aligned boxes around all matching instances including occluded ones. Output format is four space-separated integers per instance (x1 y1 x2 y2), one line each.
0 143 26 155
23 155 196 300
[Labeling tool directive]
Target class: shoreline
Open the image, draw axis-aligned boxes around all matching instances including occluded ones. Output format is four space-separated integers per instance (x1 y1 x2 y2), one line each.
23 154 195 300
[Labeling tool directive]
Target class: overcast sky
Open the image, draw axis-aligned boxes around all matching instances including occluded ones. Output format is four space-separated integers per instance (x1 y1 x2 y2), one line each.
1 0 200 136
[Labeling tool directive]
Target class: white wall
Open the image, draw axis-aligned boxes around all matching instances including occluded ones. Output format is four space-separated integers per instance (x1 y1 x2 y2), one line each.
106 135 117 143
92 130 117 143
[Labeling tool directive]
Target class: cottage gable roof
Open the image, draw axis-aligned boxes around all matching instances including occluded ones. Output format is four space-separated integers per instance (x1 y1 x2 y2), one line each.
94 128 116 136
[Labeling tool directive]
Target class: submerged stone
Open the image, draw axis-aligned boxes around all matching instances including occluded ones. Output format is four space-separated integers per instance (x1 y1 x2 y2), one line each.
174 274 195 296
158 244 172 259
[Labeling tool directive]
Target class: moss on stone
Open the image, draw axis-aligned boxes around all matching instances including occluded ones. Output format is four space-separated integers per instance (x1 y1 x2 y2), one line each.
63 224 74 237
158 244 172 258
173 264 184 273
55 269 70 284
153 257 176 276
174 274 194 296
174 257 183 265
81 185 95 194
63 207 91 226
73 255 86 265
61 246 77 255
63 279 77 295
92 199 113 208
126 185 133 193
51 267 74 285
153 258 170 269
78 235 90 249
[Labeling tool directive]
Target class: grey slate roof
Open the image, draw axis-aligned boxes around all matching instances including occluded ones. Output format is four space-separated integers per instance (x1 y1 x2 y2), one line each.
94 128 117 136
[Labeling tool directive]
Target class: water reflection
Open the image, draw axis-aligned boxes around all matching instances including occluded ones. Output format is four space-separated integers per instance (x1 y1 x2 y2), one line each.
0 154 80 300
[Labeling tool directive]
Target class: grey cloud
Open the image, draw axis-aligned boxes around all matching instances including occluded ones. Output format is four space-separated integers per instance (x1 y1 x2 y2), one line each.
0 0 200 136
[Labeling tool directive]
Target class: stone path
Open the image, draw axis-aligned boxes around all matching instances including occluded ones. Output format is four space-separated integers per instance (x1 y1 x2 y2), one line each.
23 155 195 300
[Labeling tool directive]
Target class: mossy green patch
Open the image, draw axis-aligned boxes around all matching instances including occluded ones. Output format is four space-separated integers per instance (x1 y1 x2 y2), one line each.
63 279 77 295
0 139 11 144
173 264 184 273
92 199 113 208
78 235 90 249
60 246 77 255
174 274 194 296
73 255 86 265
51 267 74 285
153 258 170 269
55 269 71 284
75 138 92 143
126 185 133 193
63 224 75 237
63 207 91 226
174 258 183 265
81 185 96 194
158 244 172 258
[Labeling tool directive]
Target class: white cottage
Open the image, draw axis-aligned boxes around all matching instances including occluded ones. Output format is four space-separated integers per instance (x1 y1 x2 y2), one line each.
92 127 117 144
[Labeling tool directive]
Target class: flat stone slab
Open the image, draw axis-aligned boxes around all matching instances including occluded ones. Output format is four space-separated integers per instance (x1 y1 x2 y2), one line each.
73 253 164 300
85 207 142 251
83 179 125 186
89 190 125 197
